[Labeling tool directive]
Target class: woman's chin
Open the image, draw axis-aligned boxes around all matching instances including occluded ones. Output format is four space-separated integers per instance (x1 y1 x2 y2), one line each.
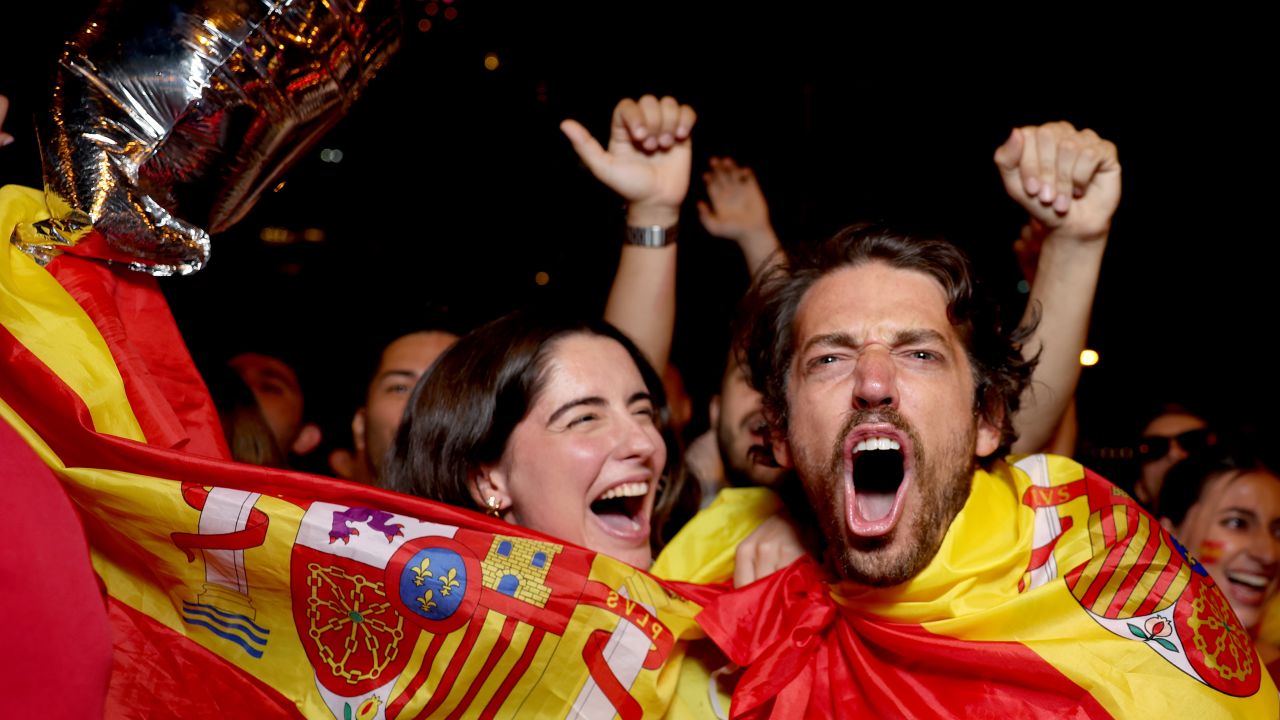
589 534 652 568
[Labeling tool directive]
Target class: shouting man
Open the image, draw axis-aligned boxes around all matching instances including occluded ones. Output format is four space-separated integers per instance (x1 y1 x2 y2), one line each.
697 124 1276 718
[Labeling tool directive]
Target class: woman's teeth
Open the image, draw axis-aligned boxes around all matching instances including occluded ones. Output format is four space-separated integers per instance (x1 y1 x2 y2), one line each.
1227 571 1271 590
597 481 648 501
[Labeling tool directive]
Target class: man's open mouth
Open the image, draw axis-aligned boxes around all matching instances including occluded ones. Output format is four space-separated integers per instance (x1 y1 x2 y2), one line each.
589 481 649 537
846 430 911 537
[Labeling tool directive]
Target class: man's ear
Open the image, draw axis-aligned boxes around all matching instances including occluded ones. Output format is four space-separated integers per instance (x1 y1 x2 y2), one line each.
291 422 322 456
976 418 1001 459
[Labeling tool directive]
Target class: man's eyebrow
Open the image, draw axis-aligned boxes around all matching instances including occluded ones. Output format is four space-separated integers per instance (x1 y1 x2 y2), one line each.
798 328 948 356
893 328 948 347
799 331 858 356
548 397 607 424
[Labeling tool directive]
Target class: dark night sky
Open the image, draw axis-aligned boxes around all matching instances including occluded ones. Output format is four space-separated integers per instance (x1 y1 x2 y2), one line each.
2 4 1275 475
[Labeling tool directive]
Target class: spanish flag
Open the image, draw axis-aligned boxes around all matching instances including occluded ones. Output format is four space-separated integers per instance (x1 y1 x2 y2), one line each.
697 453 1279 718
0 185 728 719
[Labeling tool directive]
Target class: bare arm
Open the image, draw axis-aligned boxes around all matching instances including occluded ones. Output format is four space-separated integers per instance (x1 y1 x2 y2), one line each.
994 122 1120 453
697 157 783 277
560 95 696 373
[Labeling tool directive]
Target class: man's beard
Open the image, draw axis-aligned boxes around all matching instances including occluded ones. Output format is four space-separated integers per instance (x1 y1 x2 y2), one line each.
794 407 976 587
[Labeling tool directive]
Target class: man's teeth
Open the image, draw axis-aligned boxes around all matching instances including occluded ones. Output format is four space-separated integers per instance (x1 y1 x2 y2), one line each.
853 437 901 453
1227 572 1272 589
597 482 648 501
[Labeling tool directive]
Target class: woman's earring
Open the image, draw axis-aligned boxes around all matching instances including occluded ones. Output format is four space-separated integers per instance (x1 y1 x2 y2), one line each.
485 495 503 518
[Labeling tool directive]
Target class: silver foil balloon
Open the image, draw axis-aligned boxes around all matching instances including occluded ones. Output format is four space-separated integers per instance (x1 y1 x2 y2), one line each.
13 0 402 275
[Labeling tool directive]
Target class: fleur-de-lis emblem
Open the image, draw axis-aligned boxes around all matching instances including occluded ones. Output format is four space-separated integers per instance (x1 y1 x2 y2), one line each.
438 566 461 596
412 557 433 587
418 589 437 612
1127 614 1178 653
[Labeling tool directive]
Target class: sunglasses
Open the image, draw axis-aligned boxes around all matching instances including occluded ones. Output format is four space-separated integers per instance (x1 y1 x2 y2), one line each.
1135 428 1216 462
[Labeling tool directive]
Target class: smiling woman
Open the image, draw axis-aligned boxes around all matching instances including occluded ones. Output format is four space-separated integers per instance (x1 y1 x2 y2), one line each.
381 311 698 568
1157 449 1280 680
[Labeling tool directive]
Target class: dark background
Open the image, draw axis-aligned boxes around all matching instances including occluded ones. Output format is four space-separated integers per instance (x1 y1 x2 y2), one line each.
3 4 1275 478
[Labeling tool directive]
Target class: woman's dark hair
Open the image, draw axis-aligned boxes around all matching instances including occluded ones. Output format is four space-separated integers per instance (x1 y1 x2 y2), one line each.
381 310 698 551
738 222 1036 466
1157 448 1274 527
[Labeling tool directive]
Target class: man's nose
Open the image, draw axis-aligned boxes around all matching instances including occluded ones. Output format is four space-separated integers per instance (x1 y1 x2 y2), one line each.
852 348 897 410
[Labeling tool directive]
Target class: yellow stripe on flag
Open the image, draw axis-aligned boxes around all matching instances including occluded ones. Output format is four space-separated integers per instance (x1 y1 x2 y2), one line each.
1120 527 1174 617
0 185 144 441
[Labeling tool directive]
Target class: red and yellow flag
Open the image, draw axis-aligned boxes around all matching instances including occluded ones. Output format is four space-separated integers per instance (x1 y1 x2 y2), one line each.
697 452 1280 718
0 185 723 719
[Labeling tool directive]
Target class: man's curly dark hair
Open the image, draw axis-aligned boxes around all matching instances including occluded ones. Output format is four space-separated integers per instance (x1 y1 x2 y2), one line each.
738 222 1037 467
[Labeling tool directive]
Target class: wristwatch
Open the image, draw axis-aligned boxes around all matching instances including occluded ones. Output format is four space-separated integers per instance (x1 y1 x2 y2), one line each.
625 224 678 248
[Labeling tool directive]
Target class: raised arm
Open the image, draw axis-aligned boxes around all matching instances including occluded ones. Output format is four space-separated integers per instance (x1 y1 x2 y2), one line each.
994 122 1121 453
697 156 782 276
560 95 696 373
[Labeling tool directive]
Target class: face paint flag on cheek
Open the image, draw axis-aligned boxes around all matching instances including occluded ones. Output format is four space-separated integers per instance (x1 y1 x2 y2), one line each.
1198 540 1226 565
12 0 402 275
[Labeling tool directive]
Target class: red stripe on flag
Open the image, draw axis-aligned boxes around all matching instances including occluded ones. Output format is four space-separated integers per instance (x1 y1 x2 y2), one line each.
411 610 489 720
47 255 228 457
1105 513 1162 617
582 629 644 720
444 617 518 720
1078 507 1138 610
1135 534 1187 617
387 632 449 720
2 420 113 719
478 628 544 720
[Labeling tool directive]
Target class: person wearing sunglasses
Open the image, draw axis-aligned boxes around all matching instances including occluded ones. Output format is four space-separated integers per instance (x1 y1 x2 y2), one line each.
1133 404 1216 508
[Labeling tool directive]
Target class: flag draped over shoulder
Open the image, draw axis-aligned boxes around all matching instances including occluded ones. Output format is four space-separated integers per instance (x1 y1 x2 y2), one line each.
0 185 721 720
697 453 1280 719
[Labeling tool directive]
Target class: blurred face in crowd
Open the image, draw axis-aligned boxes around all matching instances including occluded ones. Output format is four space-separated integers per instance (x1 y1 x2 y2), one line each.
357 331 458 478
1168 469 1280 629
713 361 784 488
1135 412 1211 506
773 262 999 586
228 352 317 455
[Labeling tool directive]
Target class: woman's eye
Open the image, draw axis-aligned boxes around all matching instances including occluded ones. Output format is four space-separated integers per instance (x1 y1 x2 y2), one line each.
1222 516 1248 531
567 413 599 428
633 406 656 420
